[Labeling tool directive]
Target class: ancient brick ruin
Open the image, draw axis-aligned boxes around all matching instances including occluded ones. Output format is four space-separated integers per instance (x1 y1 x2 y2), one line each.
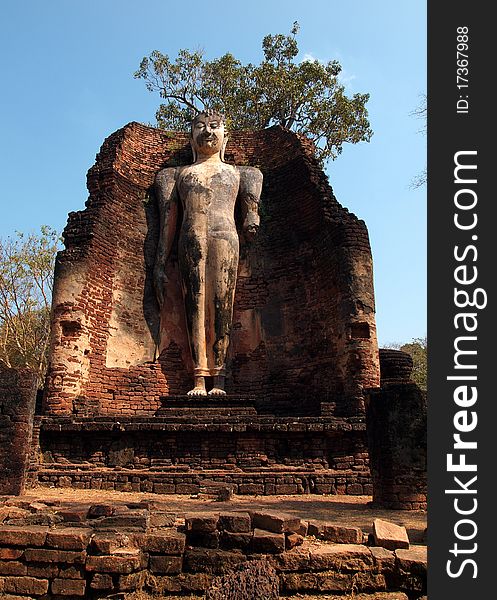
0 499 427 599
0 123 429 599
0 122 427 511
19 122 380 495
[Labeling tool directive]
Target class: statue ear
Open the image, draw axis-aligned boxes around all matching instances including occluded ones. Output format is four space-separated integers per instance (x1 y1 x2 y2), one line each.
221 134 228 162
189 134 197 163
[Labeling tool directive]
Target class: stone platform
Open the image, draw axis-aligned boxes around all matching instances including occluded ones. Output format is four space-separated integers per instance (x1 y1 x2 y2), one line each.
0 491 427 599
30 396 371 496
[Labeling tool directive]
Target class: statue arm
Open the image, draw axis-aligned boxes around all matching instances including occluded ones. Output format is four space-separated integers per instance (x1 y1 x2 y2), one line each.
154 167 179 308
238 167 263 241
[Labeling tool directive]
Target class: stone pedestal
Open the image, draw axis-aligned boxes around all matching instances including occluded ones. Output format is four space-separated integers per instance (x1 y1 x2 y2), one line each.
365 352 427 510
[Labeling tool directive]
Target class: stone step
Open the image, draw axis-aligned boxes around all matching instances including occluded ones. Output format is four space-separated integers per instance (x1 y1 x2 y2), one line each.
34 467 372 496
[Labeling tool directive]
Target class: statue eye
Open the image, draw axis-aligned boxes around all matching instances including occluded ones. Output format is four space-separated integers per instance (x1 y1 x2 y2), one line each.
210 122 219 128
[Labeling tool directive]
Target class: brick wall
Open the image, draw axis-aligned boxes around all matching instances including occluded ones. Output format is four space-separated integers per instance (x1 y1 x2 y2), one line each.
0 505 426 598
0 365 37 495
365 351 427 510
43 123 379 417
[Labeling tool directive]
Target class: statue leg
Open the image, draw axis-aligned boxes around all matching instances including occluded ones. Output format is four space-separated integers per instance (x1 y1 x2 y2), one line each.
206 234 239 395
179 232 209 396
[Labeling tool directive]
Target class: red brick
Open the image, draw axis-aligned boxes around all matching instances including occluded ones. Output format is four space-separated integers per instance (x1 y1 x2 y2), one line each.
46 527 93 550
149 555 182 574
251 511 301 534
320 524 363 544
24 548 87 564
0 526 48 546
219 512 251 533
0 548 23 560
373 519 410 551
0 560 27 575
51 578 86 596
3 576 49 595
117 570 147 591
250 529 285 554
285 532 304 549
86 553 143 573
90 532 135 554
185 513 219 533
137 530 186 554
90 573 114 589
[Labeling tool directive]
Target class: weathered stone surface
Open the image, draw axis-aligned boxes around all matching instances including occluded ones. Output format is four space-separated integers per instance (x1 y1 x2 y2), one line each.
218 512 251 533
220 530 253 551
24 548 87 564
0 507 31 523
285 532 304 550
206 558 279 600
373 519 410 550
90 532 135 554
149 572 213 593
185 513 219 533
58 565 84 579
271 548 311 572
149 512 176 528
282 571 386 593
395 546 427 574
186 530 220 549
0 526 48 547
51 577 86 596
88 504 114 518
56 506 89 523
0 560 27 575
45 527 93 550
3 576 49 595
183 548 246 574
307 521 363 544
137 530 186 554
95 509 149 530
251 511 301 534
251 528 286 554
85 552 143 573
149 554 183 574
0 548 24 560
370 546 396 572
90 573 114 590
321 524 363 544
309 544 374 571
117 570 147 591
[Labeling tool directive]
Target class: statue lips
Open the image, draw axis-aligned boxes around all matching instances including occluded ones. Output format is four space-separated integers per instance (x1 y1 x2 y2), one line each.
198 133 219 149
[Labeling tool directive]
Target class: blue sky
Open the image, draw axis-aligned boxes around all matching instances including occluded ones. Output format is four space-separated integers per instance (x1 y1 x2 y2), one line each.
0 0 426 346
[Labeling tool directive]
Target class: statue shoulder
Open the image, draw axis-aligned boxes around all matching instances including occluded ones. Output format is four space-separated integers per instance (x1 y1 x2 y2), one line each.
237 166 263 195
155 166 179 187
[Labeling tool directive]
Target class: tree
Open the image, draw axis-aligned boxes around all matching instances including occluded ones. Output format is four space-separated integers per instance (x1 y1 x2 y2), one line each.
385 336 427 390
0 227 59 385
410 93 426 189
135 23 373 164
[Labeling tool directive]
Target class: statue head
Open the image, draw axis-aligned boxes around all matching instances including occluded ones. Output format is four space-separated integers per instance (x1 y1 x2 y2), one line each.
190 109 228 162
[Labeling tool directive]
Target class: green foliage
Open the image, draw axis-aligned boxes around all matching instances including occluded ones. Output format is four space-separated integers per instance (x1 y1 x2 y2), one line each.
386 336 427 390
0 226 60 385
135 23 372 164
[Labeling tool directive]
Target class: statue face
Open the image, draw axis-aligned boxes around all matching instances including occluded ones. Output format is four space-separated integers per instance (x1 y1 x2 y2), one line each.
191 114 225 157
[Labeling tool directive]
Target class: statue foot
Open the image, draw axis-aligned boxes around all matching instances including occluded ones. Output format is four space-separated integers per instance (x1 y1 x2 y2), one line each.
187 387 208 397
208 387 227 396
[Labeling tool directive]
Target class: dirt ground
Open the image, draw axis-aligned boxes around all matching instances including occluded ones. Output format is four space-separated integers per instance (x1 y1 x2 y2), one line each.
21 486 427 543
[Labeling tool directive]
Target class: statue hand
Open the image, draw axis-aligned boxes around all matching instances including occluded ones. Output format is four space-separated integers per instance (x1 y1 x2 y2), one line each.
154 266 168 308
243 223 259 242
